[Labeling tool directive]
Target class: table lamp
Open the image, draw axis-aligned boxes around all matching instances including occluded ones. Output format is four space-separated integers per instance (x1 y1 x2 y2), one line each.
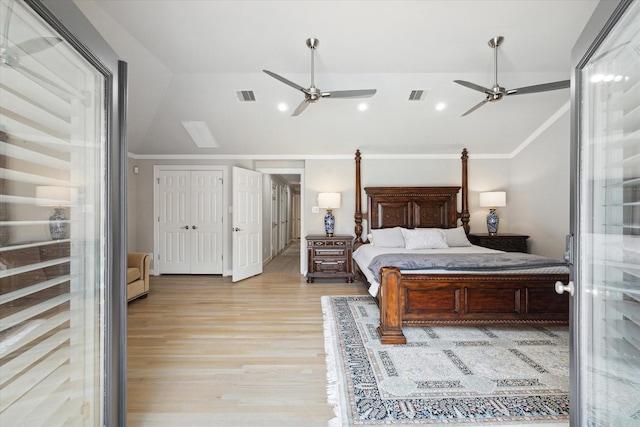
317 192 341 236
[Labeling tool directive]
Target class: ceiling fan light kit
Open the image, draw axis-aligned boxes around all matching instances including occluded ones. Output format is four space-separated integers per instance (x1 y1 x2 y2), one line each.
454 36 570 116
263 37 377 116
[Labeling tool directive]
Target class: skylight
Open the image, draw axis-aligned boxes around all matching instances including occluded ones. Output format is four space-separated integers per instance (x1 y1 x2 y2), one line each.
181 121 219 148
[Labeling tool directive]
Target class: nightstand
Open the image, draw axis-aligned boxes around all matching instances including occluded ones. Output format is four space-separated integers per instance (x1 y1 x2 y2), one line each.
306 234 354 283
467 233 529 253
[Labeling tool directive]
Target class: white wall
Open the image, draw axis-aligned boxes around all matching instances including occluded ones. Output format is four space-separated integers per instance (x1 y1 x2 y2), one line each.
303 154 510 241
127 116 571 274
508 111 570 259
127 157 253 273
126 158 138 252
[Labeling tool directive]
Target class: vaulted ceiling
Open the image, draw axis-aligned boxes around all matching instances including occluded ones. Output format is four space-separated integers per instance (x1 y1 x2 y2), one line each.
77 0 599 158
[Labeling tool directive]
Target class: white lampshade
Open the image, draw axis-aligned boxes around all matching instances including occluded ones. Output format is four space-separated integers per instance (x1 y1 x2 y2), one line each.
317 192 341 209
479 191 506 208
36 186 72 207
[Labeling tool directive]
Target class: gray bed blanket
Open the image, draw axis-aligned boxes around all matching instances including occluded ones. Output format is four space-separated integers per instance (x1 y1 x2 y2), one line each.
368 252 568 281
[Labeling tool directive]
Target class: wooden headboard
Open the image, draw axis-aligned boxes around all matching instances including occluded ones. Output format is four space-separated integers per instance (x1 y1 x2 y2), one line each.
354 149 470 247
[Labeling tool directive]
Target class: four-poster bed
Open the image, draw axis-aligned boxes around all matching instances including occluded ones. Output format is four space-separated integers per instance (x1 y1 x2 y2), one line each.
352 149 569 344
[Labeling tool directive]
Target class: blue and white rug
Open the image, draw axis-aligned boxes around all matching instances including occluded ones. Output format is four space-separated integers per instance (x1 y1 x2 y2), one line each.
322 296 570 426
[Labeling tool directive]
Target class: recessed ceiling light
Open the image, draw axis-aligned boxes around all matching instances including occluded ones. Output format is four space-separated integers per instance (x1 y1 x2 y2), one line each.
435 102 446 111
590 74 604 83
277 103 288 112
603 74 615 82
358 103 369 111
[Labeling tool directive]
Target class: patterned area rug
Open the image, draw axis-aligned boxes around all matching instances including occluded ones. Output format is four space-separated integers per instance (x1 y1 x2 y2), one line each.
322 296 570 426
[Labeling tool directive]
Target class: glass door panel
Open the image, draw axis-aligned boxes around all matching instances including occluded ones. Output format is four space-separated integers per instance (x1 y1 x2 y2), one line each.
577 1 640 425
0 0 106 425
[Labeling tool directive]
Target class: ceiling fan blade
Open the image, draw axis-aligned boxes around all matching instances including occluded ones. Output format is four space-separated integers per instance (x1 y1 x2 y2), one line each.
461 98 489 116
291 99 310 116
15 37 62 55
263 70 306 92
507 80 570 95
13 62 78 101
454 80 492 94
322 89 376 98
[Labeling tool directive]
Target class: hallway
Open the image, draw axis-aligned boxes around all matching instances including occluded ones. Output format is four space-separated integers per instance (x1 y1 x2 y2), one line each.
263 239 301 275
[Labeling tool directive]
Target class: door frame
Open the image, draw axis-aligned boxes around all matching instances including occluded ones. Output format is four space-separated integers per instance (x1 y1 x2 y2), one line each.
28 1 127 424
257 167 306 274
569 0 631 424
153 165 229 276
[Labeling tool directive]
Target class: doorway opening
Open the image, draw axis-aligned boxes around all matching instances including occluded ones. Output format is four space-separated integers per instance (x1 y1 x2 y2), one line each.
257 168 305 276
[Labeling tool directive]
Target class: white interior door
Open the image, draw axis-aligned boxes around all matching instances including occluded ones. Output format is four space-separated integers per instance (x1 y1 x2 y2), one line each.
190 171 223 274
279 185 288 250
271 181 278 258
158 170 190 274
158 169 224 274
291 193 301 239
232 167 262 282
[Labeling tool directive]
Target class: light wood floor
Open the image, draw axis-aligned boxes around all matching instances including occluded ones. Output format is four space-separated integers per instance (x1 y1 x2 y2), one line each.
127 243 367 426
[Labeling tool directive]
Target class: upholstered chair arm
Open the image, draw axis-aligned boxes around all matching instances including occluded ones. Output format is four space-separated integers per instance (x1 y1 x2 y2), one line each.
127 252 147 271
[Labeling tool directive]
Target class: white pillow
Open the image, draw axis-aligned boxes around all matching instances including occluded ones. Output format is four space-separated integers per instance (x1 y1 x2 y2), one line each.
401 228 449 250
369 227 405 248
442 227 473 247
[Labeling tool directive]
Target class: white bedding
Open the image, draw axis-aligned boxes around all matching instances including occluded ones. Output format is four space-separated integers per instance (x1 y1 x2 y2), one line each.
352 244 569 297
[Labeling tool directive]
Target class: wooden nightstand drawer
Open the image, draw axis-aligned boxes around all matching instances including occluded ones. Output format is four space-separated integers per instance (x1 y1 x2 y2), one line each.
468 233 529 253
306 234 354 283
312 259 347 273
313 247 346 257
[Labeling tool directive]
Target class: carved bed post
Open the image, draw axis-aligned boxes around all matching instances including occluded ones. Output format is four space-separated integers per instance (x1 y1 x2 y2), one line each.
354 149 363 246
377 267 407 344
460 148 470 234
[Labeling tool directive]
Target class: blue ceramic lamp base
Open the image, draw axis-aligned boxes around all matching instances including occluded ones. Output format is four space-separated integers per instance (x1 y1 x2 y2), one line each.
486 208 499 236
324 209 335 236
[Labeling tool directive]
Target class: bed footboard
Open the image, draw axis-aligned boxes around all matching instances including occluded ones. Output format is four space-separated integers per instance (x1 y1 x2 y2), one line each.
377 268 570 344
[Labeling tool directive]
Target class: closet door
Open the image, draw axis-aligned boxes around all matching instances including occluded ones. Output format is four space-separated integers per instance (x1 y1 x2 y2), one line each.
569 1 640 425
0 0 125 424
157 169 223 274
190 170 223 274
158 170 191 274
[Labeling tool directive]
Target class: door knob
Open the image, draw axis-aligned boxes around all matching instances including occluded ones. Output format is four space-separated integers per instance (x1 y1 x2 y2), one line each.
181 225 190 230
233 227 242 232
555 281 574 296
192 225 198 229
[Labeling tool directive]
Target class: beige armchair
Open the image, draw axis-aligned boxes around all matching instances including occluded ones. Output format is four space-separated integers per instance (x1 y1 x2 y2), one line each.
127 252 150 302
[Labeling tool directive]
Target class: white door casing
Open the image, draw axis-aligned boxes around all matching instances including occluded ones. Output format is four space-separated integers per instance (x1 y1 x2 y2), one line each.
232 167 262 282
256 167 306 275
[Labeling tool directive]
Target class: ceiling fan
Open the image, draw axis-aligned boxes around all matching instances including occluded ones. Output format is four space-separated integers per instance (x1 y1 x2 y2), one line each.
454 36 570 116
263 38 377 116
0 0 74 100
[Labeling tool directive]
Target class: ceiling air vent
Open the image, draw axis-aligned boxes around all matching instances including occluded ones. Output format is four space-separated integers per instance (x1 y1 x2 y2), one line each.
408 90 427 101
236 90 256 102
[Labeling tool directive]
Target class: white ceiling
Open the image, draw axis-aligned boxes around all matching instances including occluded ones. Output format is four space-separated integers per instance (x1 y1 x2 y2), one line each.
76 0 599 158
